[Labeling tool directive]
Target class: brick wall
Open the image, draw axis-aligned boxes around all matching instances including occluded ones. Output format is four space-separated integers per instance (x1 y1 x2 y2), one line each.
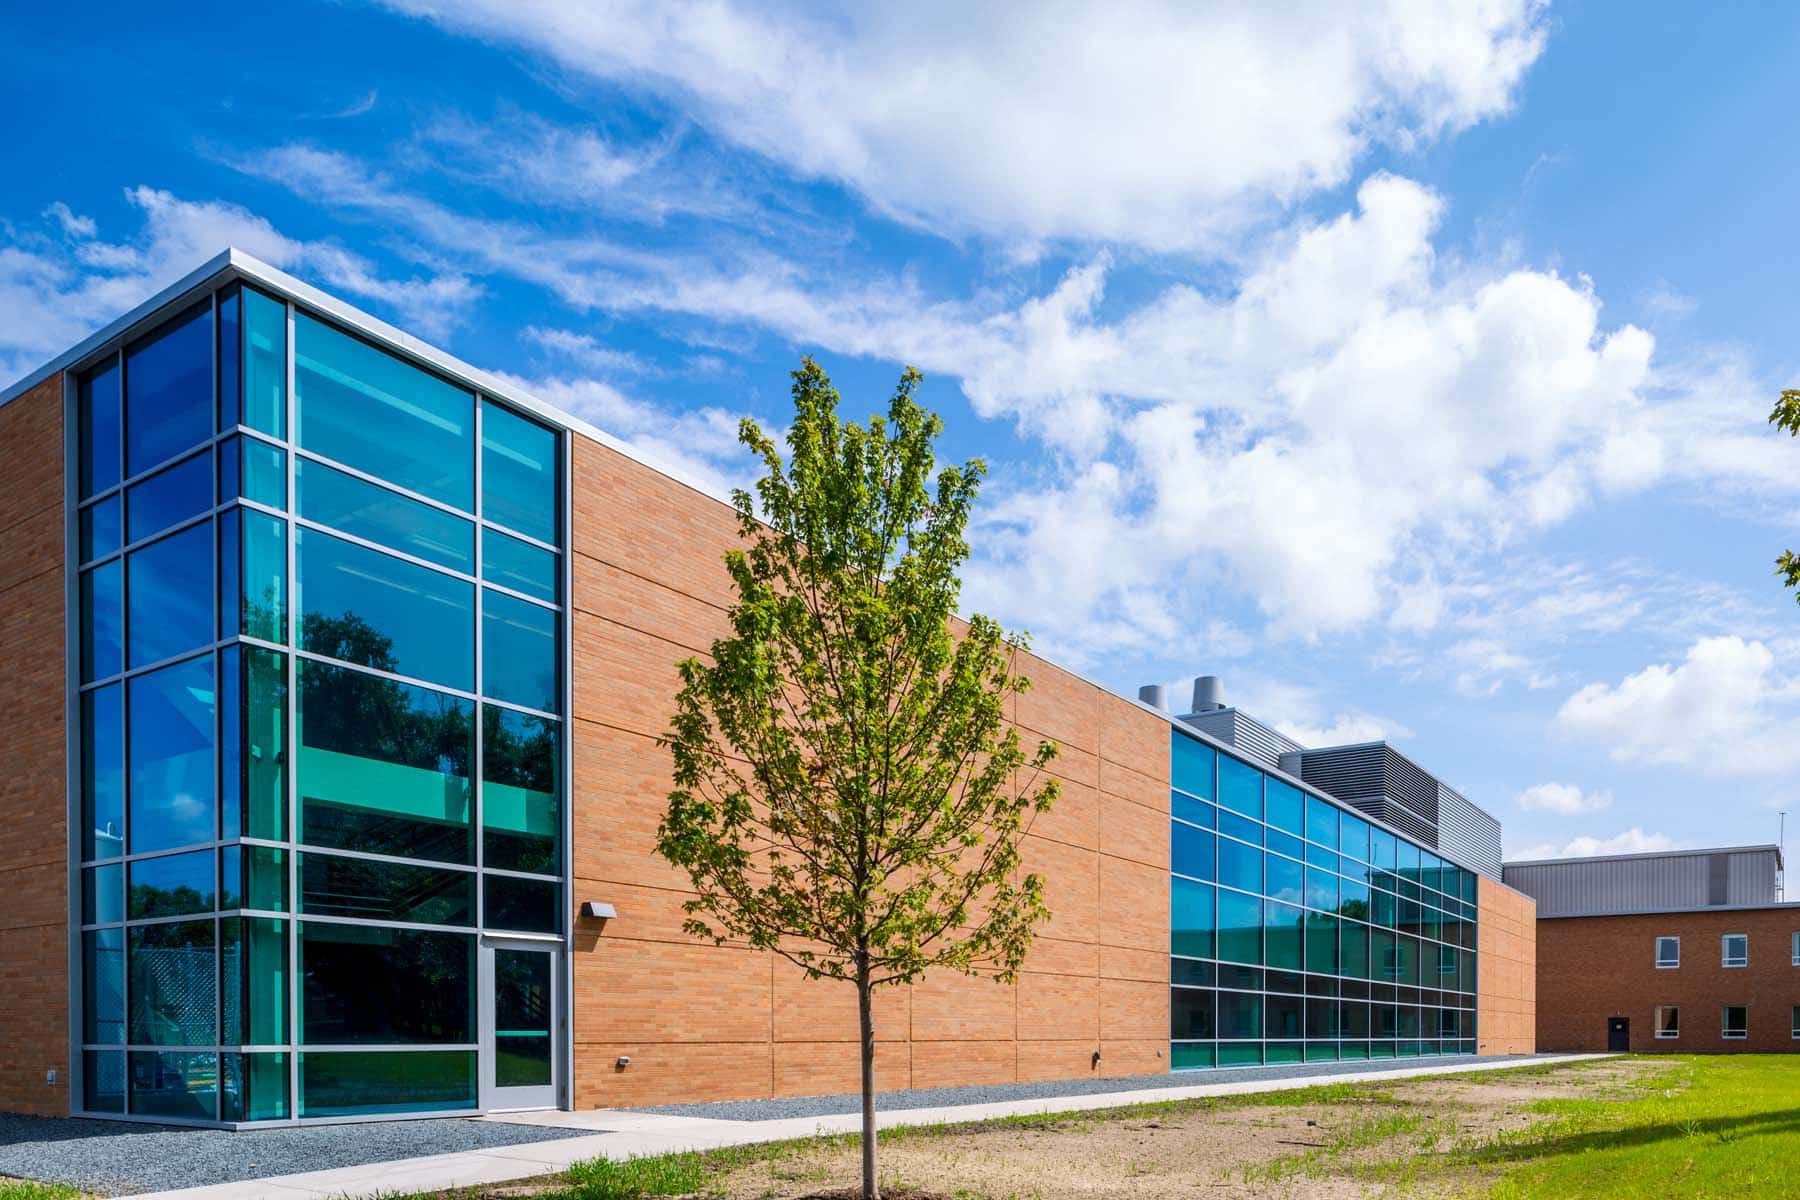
0 378 69 1116
1537 906 1800 1053
1476 875 1536 1055
568 434 1171 1107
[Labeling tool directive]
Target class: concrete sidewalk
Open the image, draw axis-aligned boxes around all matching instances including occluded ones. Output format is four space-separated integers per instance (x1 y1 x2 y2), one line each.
131 1054 1611 1200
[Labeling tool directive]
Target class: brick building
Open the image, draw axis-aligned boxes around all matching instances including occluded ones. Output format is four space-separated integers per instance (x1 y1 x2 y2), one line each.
1505 845 1799 1053
0 248 1535 1126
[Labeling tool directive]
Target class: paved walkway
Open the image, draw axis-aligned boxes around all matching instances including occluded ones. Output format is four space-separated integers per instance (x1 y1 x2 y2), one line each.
122 1054 1610 1200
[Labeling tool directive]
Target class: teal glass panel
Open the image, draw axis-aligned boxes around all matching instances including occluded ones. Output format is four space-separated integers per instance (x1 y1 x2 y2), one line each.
1305 842 1338 872
83 863 124 924
220 845 287 911
1218 1041 1262 1067
218 288 240 433
129 1051 217 1120
1344 1001 1370 1038
81 495 121 561
1372 929 1398 981
485 875 560 934
1170 1042 1215 1070
299 1050 476 1117
1265 1041 1303 1064
1170 735 1214 800
1171 878 1214 959
127 523 212 667
125 301 212 475
129 919 216 1045
1172 791 1213 828
220 646 288 842
1217 755 1262 819
1265 852 1302 905
1339 815 1371 865
128 654 216 853
1217 837 1262 894
296 457 474 573
483 705 560 875
1171 822 1214 882
300 924 474 1044
1217 991 1262 1040
483 589 558 713
127 449 211 543
83 928 125 1042
1265 828 1303 862
1265 901 1303 970
1459 949 1475 995
1397 838 1421 884
1369 827 1396 871
483 526 556 602
1306 1042 1340 1062
80 359 122 497
1339 877 1370 921
1217 809 1261 847
1172 959 1215 987
242 287 287 437
1340 1040 1369 1060
1399 1007 1422 1039
300 852 474 925
482 403 558 544
296 658 474 863
219 435 287 508
1397 934 1421 986
1264 780 1303 835
1306 868 1338 912
222 1052 290 1121
1305 795 1339 849
1216 890 1263 965
81 561 123 682
298 526 474 690
1266 993 1302 1040
82 683 125 859
1372 888 1397 928
1369 1041 1396 1059
220 508 288 643
1306 912 1340 974
129 849 214 918
1461 870 1477 903
222 917 289 1045
295 313 474 509
1171 988 1214 1039
84 1050 126 1113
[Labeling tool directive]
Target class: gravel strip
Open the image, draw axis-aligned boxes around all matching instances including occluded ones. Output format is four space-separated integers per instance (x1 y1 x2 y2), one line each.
0 1113 599 1196
629 1052 1550 1122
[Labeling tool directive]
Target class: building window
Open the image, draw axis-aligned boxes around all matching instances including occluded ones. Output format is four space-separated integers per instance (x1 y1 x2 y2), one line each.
1654 1006 1679 1039
1792 1006 1800 1040
1792 932 1799 966
1722 1006 1748 1040
1722 934 1748 968
1655 936 1679 968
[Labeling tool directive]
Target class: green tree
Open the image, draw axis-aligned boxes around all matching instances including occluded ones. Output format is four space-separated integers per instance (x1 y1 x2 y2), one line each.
657 358 1059 1199
1775 390 1800 601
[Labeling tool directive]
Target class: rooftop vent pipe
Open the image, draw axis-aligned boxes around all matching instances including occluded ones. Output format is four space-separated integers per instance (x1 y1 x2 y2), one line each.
1138 684 1169 711
1192 675 1226 713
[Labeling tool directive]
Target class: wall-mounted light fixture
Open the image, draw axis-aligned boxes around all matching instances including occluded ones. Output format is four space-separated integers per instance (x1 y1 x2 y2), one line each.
582 901 618 920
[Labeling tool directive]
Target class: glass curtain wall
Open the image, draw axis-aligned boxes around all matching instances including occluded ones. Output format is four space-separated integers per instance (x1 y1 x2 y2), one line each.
1170 730 1478 1069
75 283 566 1123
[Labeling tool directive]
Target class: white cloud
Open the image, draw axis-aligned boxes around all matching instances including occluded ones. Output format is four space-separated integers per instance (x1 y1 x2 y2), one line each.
381 0 1547 251
43 201 96 239
1515 781 1613 815
1513 827 1675 860
1556 636 1800 775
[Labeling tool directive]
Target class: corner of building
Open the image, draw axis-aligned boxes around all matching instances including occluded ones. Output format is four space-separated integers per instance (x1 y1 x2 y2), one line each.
1475 875 1536 1055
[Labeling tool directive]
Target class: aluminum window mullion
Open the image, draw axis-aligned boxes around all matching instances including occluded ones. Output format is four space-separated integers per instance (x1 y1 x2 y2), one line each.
284 296 301 1119
292 514 482 585
295 912 478 937
479 518 562 557
290 445 475 522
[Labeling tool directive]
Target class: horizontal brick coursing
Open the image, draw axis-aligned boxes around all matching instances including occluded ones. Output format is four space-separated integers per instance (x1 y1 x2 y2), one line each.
1477 877 1536 1055
567 431 1174 1106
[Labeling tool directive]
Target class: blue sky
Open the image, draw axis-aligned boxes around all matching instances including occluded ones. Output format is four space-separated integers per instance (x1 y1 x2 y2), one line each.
5 2 1798 862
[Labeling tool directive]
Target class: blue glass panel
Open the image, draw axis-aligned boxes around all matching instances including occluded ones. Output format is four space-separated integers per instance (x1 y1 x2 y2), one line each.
1369 827 1397 871
297 458 474 573
295 314 474 509
482 403 558 544
242 287 287 437
1339 814 1371 864
483 590 558 713
129 1051 217 1120
1171 791 1214 829
1265 852 1303 906
82 684 124 860
1170 735 1214 800
81 561 123 682
1265 828 1303 862
83 929 124 1042
1217 755 1262 819
1397 838 1421 883
1306 795 1339 849
83 863 124 924
125 302 212 475
1171 877 1214 958
297 527 474 691
1306 843 1339 872
218 288 239 433
484 705 560 875
1171 822 1214 882
127 523 213 668
483 527 557 603
80 359 122 497
1217 837 1262 894
1216 890 1262 965
128 654 216 853
129 849 215 918
129 920 216 1045
1306 867 1339 912
81 495 121 562
1217 809 1262 847
1264 780 1304 834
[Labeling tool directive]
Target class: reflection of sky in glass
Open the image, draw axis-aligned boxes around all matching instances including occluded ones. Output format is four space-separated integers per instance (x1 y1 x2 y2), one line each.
125 303 212 476
84 684 124 859
482 590 556 713
127 449 211 543
297 527 474 690
127 523 212 667
481 403 557 544
129 655 216 853
82 561 123 682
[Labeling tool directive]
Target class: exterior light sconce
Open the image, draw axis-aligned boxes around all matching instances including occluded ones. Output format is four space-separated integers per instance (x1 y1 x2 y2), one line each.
582 901 618 921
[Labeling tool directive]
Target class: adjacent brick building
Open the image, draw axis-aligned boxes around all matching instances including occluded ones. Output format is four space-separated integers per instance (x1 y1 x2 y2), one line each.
0 248 1535 1125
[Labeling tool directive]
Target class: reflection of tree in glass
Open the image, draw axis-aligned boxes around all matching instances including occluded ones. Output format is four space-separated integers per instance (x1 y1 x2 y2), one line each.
483 707 559 875
130 883 211 919
299 613 472 779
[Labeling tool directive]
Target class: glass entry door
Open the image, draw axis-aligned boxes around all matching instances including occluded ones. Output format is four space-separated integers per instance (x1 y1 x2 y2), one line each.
483 940 559 1110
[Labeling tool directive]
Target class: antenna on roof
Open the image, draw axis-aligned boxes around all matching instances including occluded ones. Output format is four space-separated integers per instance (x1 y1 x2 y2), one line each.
1781 811 1787 902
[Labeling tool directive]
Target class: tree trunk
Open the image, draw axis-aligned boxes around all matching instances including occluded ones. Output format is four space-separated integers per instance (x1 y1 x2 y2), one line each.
858 961 878 1200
